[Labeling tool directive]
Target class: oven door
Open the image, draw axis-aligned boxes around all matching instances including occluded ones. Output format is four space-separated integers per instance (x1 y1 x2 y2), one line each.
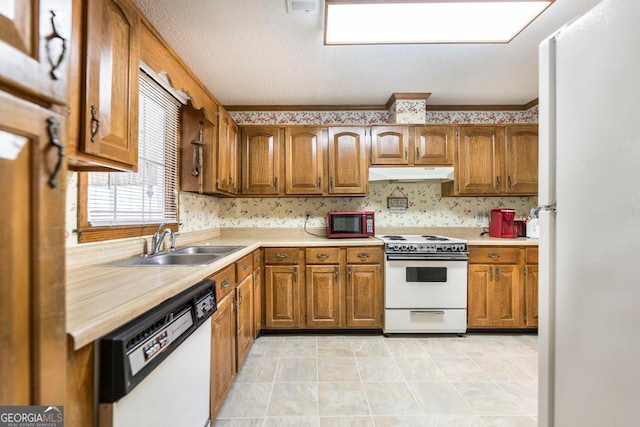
384 256 468 309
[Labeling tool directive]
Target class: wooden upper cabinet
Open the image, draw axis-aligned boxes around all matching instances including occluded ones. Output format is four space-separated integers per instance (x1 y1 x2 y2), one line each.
285 127 324 195
0 0 71 105
0 92 66 405
241 127 281 195
80 0 140 171
505 125 538 195
180 103 217 194
217 106 239 194
370 126 410 165
327 127 368 195
414 126 455 165
454 126 504 195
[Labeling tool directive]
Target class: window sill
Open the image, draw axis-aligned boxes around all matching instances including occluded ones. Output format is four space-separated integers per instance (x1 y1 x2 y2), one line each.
77 224 179 244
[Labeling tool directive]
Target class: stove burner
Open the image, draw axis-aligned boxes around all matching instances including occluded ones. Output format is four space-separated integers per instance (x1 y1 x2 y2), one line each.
381 235 407 241
421 235 449 241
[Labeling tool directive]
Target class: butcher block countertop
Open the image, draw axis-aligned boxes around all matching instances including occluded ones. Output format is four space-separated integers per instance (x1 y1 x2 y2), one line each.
66 227 537 349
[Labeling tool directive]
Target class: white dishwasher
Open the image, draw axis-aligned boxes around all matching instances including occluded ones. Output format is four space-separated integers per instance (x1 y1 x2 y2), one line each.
98 279 216 427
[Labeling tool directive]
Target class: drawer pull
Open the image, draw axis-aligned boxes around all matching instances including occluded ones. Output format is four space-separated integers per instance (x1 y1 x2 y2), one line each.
488 252 501 259
357 252 370 260
410 310 445 315
275 253 288 260
316 253 329 260
221 278 230 288
243 263 250 271
255 256 261 262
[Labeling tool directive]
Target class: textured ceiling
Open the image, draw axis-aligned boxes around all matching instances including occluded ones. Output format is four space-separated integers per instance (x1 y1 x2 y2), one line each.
131 0 600 107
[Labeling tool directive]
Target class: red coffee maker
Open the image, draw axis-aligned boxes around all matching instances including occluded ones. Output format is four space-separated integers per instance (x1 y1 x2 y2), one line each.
489 208 517 238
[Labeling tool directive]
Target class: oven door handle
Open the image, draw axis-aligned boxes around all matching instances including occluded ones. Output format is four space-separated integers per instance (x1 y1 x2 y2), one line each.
410 310 446 315
386 255 468 261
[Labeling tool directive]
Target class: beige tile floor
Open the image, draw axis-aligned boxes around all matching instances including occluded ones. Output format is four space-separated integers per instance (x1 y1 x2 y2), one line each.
214 333 538 427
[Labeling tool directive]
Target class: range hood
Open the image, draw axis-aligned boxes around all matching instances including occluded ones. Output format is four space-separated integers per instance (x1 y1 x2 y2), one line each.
368 166 454 183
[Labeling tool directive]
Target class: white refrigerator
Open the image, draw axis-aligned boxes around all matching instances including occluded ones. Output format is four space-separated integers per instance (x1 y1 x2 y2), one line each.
538 0 640 426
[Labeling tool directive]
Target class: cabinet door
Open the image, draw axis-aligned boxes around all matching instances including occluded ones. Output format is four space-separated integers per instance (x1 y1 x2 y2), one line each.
0 92 66 405
467 265 492 328
370 126 409 165
493 265 523 327
525 264 539 328
306 266 341 328
253 251 263 338
82 0 140 170
327 127 368 195
414 126 455 165
242 127 280 195
456 126 503 195
346 265 382 328
264 265 301 328
0 0 71 104
181 104 216 194
217 107 239 194
285 127 324 195
236 275 254 370
210 292 236 419
505 125 538 195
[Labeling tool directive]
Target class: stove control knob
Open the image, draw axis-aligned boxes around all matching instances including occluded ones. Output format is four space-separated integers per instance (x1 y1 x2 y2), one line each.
442 245 450 251
392 244 400 251
409 244 417 251
400 244 408 250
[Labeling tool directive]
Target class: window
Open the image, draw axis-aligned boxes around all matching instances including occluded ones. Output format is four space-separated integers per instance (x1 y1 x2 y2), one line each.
78 70 181 242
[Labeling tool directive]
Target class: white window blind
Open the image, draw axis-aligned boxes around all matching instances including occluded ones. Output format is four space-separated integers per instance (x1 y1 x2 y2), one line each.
87 71 181 227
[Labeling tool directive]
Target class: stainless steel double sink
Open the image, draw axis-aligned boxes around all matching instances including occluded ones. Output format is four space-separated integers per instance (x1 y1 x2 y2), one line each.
109 245 246 266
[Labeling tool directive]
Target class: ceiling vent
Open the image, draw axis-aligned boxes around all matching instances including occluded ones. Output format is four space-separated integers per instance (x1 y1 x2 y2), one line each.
287 0 318 13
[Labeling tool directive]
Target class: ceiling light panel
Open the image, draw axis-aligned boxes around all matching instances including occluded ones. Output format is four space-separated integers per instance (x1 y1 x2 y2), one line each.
324 1 554 44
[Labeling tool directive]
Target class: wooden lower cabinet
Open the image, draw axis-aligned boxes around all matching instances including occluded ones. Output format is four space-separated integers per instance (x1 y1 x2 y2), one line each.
264 246 382 330
210 292 236 419
467 245 538 329
253 250 263 338
235 274 253 369
264 264 302 328
306 265 341 327
525 247 539 328
346 264 382 327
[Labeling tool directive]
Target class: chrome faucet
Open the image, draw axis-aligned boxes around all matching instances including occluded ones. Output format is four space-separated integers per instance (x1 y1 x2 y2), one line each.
150 223 175 256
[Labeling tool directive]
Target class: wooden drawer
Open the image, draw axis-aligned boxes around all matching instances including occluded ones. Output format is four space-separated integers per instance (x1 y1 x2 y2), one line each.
305 247 340 264
469 247 522 264
236 253 254 282
346 247 383 264
210 264 237 300
526 247 538 264
264 247 299 264
252 249 262 270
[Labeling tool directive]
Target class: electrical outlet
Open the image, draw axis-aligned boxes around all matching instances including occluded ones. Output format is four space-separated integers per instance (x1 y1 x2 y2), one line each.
475 209 485 221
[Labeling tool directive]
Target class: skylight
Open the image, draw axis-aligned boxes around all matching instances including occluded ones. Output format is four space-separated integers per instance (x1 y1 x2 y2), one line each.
324 1 554 45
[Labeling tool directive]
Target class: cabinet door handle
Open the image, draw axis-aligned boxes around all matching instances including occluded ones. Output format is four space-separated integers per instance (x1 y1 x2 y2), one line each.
90 105 100 142
496 176 501 188
508 175 513 188
318 177 321 189
243 263 250 271
274 176 278 189
488 252 501 259
45 11 67 80
316 253 329 260
489 266 493 281
357 252 370 260
293 266 297 282
404 147 408 160
416 147 420 158
496 266 500 277
329 176 333 189
238 288 243 306
221 278 231 288
348 266 352 279
46 117 64 189
334 267 339 279
275 253 288 260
